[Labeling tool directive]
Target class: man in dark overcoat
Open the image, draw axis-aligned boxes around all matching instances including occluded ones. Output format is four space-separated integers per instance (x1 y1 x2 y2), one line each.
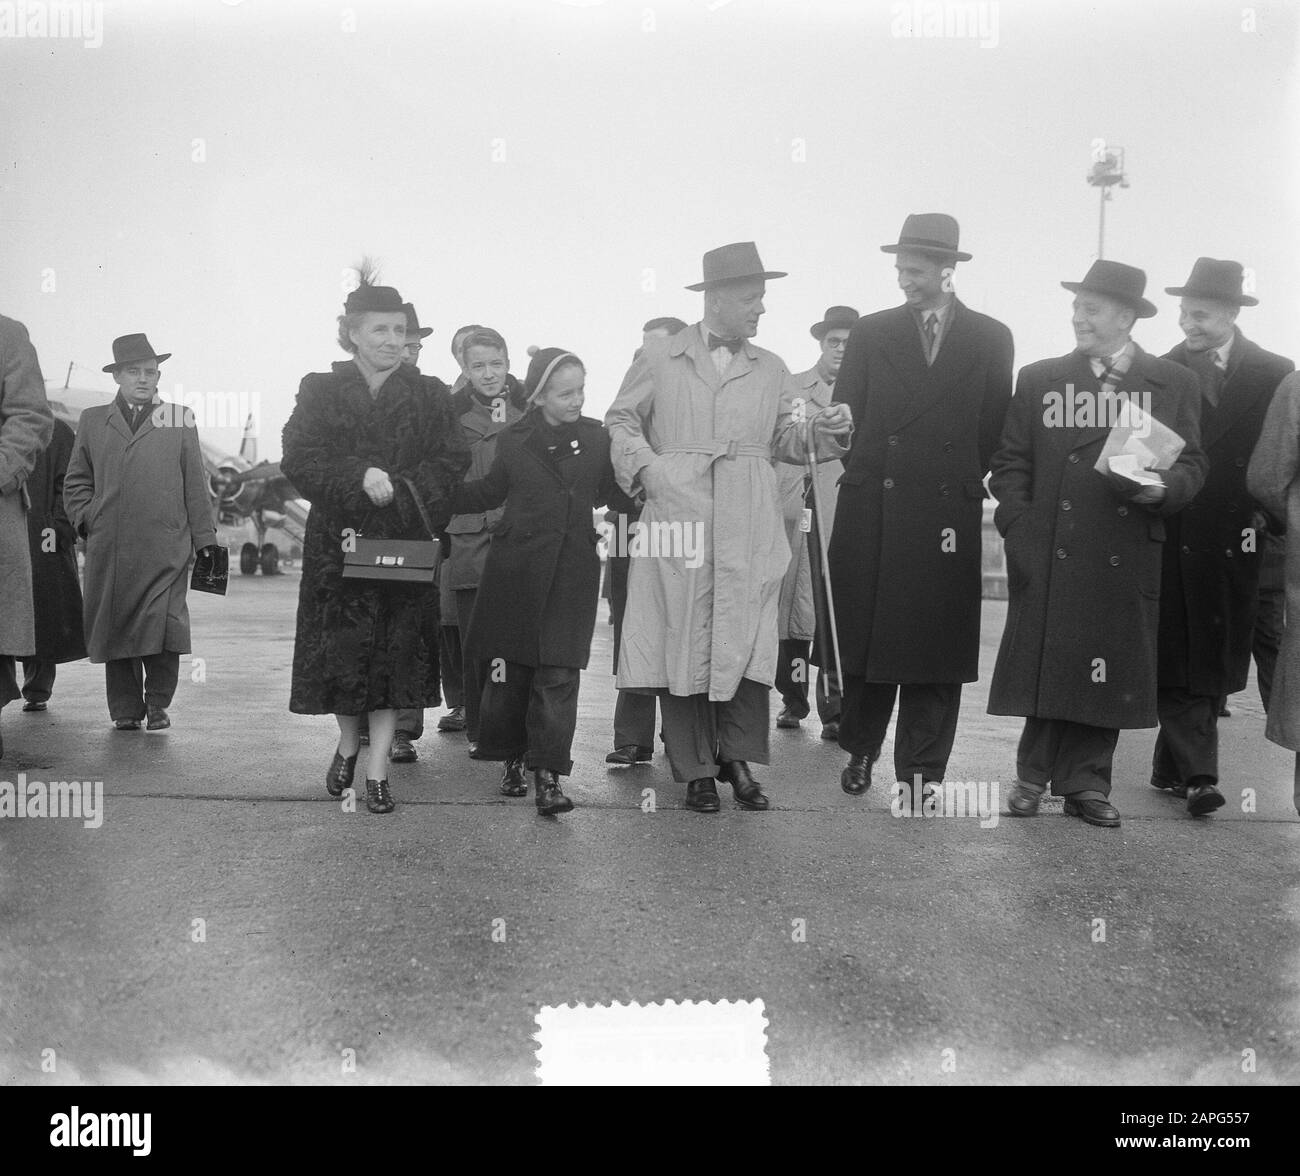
0 313 54 760
20 416 87 710
828 214 1013 800
989 261 1208 827
63 334 219 731
1150 258 1294 815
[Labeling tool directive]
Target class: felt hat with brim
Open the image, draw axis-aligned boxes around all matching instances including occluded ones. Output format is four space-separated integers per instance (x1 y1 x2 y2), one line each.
1165 257 1258 307
344 283 404 314
1061 259 1157 318
685 242 787 291
402 303 434 339
881 213 971 262
811 305 860 339
103 333 171 373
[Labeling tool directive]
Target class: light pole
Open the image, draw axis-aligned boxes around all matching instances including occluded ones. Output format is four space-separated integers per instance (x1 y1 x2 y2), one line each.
1086 145 1128 259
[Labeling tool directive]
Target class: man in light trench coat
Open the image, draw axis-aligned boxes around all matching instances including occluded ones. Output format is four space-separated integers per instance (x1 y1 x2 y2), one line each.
605 242 853 813
0 313 54 761
64 334 219 731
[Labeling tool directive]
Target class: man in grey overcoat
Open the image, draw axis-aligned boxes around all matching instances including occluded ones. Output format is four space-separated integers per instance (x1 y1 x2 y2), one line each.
0 314 54 759
64 334 218 731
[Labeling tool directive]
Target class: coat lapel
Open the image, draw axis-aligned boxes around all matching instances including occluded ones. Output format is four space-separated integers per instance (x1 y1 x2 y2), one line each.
884 301 976 432
674 324 721 392
106 403 131 441
1202 332 1272 449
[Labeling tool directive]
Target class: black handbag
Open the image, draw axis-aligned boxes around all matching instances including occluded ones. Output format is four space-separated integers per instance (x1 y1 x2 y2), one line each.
342 476 442 584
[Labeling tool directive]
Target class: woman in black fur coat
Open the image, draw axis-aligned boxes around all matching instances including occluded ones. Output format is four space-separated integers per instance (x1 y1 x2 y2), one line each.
282 271 470 813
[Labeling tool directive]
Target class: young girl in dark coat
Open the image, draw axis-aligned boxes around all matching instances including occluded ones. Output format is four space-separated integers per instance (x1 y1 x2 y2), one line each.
453 347 615 815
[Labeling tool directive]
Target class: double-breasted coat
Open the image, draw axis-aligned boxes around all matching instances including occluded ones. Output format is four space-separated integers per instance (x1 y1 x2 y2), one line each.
27 418 87 663
605 325 847 701
827 300 1014 682
0 315 53 660
1247 372 1300 751
987 346 1208 729
64 397 217 663
1157 331 1294 696
442 376 526 595
776 366 842 642
454 412 615 670
281 361 470 715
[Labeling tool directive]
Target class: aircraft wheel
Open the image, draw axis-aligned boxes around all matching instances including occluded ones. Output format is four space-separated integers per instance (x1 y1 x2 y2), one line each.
240 543 260 575
260 544 280 576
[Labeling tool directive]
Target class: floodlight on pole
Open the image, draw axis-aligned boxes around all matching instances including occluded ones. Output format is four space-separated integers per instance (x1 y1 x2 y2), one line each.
1086 145 1128 259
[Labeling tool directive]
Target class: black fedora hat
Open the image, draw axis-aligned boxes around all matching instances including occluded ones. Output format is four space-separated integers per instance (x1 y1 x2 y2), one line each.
1061 259 1157 318
881 213 972 262
402 303 434 339
685 241 787 291
102 333 171 373
810 305 860 340
1165 257 1258 307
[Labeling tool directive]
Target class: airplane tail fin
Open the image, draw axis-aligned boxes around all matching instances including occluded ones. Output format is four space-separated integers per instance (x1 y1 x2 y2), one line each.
239 413 257 463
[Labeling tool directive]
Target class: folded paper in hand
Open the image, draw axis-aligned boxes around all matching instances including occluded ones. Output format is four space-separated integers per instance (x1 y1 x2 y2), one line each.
1093 404 1185 488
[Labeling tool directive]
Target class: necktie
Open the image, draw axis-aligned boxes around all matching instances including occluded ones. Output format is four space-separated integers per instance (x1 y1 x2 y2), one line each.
708 333 743 354
923 313 938 363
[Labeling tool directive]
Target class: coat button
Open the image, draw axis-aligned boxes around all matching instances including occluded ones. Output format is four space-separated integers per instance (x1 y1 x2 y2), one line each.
883 477 895 489
1109 555 1120 566
1068 454 1080 464
939 484 950 497
1061 499 1072 510
1117 506 1128 516
943 442 953 453
1056 548 1067 559
1181 545 1191 554
888 435 899 446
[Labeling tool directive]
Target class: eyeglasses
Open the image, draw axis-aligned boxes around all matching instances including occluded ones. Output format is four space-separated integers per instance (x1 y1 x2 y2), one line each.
403 343 423 354
825 339 848 350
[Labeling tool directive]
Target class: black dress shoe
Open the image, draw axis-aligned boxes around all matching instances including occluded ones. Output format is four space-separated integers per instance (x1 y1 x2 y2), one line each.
1006 780 1044 817
776 706 803 729
389 732 417 763
113 718 141 731
146 705 170 731
606 744 640 766
840 754 872 796
365 778 395 814
500 755 528 797
685 778 720 813
1186 782 1226 817
718 760 770 810
820 721 839 741
1063 796 1121 827
326 749 358 797
467 742 489 760
534 770 573 816
22 700 46 713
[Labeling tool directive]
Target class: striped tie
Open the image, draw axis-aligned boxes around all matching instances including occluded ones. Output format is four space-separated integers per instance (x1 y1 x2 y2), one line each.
923 313 938 364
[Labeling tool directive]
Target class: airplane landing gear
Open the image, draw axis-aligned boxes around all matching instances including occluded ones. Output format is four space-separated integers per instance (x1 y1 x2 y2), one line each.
240 543 260 575
260 543 280 576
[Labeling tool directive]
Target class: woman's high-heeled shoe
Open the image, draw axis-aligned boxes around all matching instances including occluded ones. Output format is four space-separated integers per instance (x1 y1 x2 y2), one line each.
366 778 395 814
326 749 358 798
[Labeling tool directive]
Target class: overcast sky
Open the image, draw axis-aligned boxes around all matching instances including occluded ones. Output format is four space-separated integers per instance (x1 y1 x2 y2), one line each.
3 0 1297 461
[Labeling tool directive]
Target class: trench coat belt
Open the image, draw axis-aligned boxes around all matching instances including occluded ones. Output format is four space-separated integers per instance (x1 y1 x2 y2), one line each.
657 439 771 465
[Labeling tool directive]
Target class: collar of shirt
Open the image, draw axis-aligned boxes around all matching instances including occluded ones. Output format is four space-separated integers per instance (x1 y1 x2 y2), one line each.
1211 334 1234 370
1089 340 1133 378
913 297 954 328
701 321 743 376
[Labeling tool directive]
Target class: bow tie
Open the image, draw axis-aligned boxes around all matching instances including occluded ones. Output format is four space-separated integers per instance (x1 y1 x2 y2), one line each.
708 333 744 354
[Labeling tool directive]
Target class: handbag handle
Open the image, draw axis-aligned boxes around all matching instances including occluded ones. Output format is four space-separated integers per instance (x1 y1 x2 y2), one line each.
357 475 441 541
